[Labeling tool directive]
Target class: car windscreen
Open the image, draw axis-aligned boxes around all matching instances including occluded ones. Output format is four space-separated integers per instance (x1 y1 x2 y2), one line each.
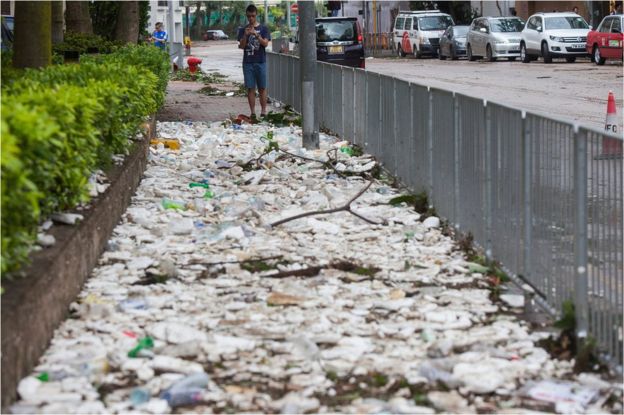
544 16 589 30
418 16 453 31
453 26 469 36
490 18 524 32
316 20 357 42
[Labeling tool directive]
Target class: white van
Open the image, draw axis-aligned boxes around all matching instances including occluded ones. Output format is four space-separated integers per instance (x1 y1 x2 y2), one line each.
393 10 455 58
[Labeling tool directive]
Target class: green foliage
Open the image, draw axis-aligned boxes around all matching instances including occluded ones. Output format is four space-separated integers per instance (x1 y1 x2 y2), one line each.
90 1 151 39
555 300 576 332
52 31 124 55
1 45 168 276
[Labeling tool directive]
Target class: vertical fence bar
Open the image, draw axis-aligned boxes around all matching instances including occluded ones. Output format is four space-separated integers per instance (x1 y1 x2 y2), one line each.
484 101 493 259
453 93 460 230
574 126 589 344
523 112 532 283
427 88 434 199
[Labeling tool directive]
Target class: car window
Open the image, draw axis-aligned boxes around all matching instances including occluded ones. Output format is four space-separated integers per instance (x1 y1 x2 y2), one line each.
395 17 405 31
418 15 454 31
599 18 612 32
544 16 589 30
316 20 357 42
490 18 525 32
454 26 469 36
404 18 412 31
413 18 419 30
612 17 621 32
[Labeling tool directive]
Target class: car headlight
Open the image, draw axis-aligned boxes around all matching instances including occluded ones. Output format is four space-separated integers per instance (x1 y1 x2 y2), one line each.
420 36 430 45
549 35 564 42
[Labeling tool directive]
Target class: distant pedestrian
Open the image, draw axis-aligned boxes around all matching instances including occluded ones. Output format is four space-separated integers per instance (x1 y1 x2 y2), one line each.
238 4 271 119
612 1 623 14
572 6 579 14
151 22 168 50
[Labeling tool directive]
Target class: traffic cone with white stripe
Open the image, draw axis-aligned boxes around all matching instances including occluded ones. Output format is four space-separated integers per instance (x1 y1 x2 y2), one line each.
601 91 622 158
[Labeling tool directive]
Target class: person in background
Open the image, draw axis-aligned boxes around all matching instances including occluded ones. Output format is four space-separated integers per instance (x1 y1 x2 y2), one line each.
572 6 579 14
612 1 623 14
237 4 271 120
151 22 168 50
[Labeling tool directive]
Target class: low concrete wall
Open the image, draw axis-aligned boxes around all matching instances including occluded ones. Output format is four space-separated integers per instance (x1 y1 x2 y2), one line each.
1 117 155 409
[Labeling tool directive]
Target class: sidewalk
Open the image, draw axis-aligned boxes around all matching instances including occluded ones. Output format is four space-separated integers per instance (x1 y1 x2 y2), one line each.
9 80 621 414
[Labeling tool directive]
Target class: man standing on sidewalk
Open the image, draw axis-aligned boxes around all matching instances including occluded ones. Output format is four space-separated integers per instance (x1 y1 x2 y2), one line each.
238 4 271 119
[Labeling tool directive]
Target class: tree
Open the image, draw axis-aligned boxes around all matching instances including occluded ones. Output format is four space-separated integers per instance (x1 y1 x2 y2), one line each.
51 1 64 44
114 1 139 43
13 1 51 68
90 1 150 41
66 1 93 34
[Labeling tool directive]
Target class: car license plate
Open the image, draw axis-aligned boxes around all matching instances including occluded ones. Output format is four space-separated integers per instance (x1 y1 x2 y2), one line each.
328 45 344 54
571 43 584 49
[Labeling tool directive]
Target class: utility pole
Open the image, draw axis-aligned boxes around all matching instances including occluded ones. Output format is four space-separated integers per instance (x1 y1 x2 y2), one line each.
167 0 175 53
299 0 319 149
264 0 269 25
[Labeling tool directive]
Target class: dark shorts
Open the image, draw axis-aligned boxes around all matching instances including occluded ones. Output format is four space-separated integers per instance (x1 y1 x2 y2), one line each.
243 62 267 89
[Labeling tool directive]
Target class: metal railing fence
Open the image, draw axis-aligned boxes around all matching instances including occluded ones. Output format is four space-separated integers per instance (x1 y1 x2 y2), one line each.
266 52 623 371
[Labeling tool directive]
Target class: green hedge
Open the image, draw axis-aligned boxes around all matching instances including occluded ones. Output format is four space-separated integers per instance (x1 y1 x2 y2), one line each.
1 44 169 275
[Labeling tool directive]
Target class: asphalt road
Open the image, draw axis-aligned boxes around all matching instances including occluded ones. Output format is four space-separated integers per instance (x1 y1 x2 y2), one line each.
191 40 622 130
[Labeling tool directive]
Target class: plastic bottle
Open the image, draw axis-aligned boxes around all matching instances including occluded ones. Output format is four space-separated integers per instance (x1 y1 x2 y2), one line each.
160 372 210 408
340 146 353 156
189 182 210 189
36 369 70 382
161 198 186 210
130 387 151 406
128 337 155 358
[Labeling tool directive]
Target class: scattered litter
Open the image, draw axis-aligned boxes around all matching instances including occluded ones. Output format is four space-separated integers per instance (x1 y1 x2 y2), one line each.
51 213 84 225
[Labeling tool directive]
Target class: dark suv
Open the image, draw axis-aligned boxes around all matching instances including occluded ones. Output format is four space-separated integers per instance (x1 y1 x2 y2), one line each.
315 17 365 68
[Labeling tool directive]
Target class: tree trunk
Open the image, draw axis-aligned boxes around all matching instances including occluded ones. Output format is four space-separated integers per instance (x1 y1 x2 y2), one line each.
51 1 64 44
114 1 139 43
13 1 51 68
65 1 93 34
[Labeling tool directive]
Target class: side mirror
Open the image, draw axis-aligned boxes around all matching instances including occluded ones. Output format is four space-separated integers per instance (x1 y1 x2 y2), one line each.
536 26 542 32
479 27 487 33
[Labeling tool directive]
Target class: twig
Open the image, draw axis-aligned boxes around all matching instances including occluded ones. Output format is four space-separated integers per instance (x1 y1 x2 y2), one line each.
193 255 284 267
270 180 383 227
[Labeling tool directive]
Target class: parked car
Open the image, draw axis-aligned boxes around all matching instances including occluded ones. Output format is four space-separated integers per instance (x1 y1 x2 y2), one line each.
520 12 590 63
586 14 623 65
315 17 365 68
438 25 469 59
393 10 454 58
204 30 229 41
1 16 13 52
466 16 525 61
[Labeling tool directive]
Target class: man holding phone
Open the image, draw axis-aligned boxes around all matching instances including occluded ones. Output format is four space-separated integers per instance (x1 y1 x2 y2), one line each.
238 4 271 119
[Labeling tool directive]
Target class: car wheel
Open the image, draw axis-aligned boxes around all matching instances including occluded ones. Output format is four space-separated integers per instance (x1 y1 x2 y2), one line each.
450 46 457 60
520 43 530 63
486 44 497 62
566 56 576 63
397 44 406 57
467 44 476 61
593 46 606 65
541 41 552 63
415 46 422 59
508 57 517 61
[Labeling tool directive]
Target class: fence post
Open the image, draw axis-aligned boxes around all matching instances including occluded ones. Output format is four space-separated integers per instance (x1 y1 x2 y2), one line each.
453 93 460 230
522 112 532 283
393 79 399 176
427 88 434 199
484 101 493 260
574 126 589 349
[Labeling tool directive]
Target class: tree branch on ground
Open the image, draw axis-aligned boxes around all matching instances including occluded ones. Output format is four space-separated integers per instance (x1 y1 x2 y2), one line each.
270 179 384 227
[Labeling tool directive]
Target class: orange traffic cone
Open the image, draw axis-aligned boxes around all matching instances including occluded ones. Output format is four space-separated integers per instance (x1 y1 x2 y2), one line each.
601 91 622 158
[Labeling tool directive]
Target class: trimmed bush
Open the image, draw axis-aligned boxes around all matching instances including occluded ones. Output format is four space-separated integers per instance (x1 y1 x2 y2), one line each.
1 44 168 275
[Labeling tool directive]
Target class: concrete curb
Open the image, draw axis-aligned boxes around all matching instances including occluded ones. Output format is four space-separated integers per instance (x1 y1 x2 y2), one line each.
1 117 156 409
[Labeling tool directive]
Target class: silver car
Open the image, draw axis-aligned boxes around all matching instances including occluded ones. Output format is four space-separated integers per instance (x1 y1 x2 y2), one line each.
467 17 525 61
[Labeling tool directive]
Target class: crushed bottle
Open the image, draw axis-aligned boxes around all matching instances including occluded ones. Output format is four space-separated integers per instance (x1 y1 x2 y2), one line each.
128 337 155 358
159 372 210 408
